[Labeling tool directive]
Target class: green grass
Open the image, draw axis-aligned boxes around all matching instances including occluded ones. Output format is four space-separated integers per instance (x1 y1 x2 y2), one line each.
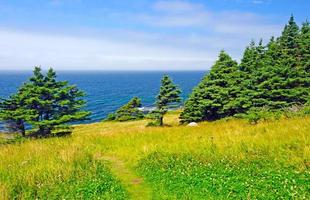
1 152 128 199
137 152 309 199
0 111 309 199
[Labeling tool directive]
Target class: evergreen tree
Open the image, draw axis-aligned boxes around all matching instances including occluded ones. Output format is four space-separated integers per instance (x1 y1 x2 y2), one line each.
299 21 310 72
238 40 264 109
106 97 144 121
180 51 239 123
0 95 34 136
181 16 310 124
239 39 268 109
0 67 90 136
239 40 258 72
254 16 309 109
153 75 181 126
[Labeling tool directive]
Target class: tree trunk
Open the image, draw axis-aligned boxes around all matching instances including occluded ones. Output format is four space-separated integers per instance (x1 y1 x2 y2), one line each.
159 115 164 126
19 123 25 137
43 127 51 136
38 126 51 136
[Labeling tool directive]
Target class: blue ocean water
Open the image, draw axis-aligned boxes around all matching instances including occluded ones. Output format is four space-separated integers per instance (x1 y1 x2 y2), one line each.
0 71 206 128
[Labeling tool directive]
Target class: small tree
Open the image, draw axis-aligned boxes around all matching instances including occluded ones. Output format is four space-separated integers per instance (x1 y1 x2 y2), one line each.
0 67 90 136
152 75 181 126
106 97 144 121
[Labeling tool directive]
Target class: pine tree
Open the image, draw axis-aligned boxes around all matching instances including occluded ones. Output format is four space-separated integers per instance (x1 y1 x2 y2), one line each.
180 51 239 123
254 16 309 109
181 16 309 123
0 95 31 136
279 15 300 67
153 75 181 126
0 67 90 136
238 39 268 109
299 21 310 72
107 97 144 121
238 40 260 108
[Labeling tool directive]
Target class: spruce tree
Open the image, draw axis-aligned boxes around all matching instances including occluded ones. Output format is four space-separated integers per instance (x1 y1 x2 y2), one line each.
153 75 181 126
0 95 33 136
279 15 300 67
299 21 310 72
181 16 309 123
239 39 268 109
180 51 239 123
254 16 309 109
0 67 90 136
107 97 144 121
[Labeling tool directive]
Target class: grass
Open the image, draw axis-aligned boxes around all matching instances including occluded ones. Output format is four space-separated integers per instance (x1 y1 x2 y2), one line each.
0 111 309 199
137 152 308 199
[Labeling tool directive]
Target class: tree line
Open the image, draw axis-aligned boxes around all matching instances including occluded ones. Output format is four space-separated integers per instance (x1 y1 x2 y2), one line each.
0 16 309 136
180 16 309 123
110 16 309 125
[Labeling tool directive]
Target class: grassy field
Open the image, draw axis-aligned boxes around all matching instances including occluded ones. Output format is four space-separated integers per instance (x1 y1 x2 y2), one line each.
0 111 309 199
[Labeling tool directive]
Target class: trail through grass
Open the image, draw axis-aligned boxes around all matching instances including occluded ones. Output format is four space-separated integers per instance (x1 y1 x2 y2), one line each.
0 111 309 199
101 155 152 200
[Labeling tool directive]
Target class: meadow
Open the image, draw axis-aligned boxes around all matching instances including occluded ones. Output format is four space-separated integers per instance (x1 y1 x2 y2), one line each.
0 111 309 199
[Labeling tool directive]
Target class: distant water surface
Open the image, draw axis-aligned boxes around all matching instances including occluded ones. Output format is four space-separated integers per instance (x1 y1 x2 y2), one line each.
0 71 206 129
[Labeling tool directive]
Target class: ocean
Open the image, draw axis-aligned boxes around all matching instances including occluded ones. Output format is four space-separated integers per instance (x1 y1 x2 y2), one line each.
0 71 206 129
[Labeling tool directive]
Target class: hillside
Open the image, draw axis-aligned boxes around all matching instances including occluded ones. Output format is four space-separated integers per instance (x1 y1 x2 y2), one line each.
0 111 309 199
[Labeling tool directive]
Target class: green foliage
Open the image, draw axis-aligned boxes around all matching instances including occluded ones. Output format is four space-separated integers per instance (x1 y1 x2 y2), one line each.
235 107 282 124
180 51 240 123
181 16 310 123
105 113 116 121
137 152 309 199
145 111 163 127
105 97 143 122
146 121 161 127
152 75 181 126
299 21 310 72
235 103 310 124
0 67 90 136
0 94 35 136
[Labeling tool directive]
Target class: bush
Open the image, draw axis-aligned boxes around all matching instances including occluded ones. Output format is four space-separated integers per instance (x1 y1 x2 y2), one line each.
104 97 144 122
235 107 281 124
104 113 116 121
146 121 161 127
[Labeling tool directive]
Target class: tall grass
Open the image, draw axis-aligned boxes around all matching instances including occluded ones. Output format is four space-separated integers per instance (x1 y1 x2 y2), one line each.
0 111 309 199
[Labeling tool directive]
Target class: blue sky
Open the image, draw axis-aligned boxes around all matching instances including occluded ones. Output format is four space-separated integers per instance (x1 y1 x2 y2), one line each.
0 0 309 70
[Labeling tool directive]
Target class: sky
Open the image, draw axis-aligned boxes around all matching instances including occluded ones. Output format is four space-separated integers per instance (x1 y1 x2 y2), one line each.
0 0 309 71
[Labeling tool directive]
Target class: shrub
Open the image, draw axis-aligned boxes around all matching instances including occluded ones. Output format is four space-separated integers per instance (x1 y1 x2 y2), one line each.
104 97 144 122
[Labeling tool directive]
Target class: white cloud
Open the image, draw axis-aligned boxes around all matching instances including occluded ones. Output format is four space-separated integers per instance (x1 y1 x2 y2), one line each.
252 0 271 4
223 0 271 4
49 0 81 6
0 1 283 70
0 29 215 70
131 1 281 38
153 0 204 13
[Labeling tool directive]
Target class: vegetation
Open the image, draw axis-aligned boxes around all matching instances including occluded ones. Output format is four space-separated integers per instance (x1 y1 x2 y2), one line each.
0 67 90 136
148 75 181 126
0 14 309 200
0 111 309 199
138 152 308 199
106 97 144 122
180 16 310 123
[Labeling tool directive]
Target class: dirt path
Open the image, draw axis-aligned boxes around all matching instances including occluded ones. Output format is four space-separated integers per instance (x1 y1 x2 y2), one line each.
102 155 152 200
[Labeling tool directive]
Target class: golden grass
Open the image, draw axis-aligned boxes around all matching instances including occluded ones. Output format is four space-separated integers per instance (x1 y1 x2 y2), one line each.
0 111 309 199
